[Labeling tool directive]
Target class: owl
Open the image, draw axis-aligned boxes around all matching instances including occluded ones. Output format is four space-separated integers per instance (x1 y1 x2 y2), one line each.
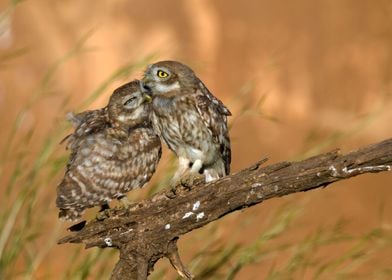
141 61 231 183
56 80 161 221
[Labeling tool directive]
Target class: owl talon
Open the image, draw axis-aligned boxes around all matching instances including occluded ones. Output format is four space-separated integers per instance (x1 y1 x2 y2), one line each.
166 188 177 199
180 172 204 188
96 209 111 221
118 196 132 209
169 178 181 189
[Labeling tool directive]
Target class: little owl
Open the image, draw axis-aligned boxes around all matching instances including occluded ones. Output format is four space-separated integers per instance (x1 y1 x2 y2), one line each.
141 60 231 183
56 80 161 221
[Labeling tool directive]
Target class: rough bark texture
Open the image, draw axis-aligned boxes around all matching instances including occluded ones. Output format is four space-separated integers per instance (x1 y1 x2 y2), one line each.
58 139 392 279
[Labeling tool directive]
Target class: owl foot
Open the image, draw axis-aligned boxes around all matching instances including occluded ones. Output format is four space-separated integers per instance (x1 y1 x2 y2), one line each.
118 196 132 209
96 209 110 221
169 171 203 193
96 203 111 221
180 172 204 188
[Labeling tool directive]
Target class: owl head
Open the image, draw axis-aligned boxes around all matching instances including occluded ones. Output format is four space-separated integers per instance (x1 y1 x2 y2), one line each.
142 60 197 96
108 80 151 127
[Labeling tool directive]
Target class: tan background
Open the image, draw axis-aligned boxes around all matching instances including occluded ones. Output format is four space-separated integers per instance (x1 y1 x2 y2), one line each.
0 0 391 279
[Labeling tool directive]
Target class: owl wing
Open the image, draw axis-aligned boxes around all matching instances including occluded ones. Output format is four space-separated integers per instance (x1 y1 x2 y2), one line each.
195 80 231 174
57 128 161 220
57 132 120 219
61 108 109 150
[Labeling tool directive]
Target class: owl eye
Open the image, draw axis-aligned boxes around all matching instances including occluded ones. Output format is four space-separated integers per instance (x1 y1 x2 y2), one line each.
124 96 137 107
157 70 169 78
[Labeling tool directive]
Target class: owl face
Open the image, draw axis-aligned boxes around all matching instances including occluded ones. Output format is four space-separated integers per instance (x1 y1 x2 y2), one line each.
108 80 151 127
142 61 197 96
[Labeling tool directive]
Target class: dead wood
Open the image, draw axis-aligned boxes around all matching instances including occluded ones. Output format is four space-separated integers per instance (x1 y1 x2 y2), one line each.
58 139 392 279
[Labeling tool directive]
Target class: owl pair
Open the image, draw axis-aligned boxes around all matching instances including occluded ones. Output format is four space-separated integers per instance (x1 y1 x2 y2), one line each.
56 61 231 221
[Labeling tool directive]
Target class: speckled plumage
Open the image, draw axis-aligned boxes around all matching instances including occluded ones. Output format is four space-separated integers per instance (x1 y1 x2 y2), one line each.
142 61 231 182
56 80 161 221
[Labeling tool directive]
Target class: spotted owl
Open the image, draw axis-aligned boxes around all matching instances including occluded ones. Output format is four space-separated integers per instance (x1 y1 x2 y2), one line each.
141 60 231 183
56 80 161 221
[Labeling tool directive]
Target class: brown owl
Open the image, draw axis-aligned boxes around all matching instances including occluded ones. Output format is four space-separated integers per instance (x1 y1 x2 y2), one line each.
56 80 161 221
141 61 231 183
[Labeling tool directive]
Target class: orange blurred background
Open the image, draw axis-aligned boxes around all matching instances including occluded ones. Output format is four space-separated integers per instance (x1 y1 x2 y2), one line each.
1 0 391 279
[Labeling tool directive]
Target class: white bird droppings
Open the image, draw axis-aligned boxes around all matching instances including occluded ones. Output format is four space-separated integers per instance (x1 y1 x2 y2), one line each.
196 212 205 221
192 201 201 211
165 224 171 230
329 165 339 177
120 229 133 235
182 212 194 219
346 165 391 174
104 237 113 247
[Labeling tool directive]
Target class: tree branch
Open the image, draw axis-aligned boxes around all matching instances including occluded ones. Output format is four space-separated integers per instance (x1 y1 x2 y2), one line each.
58 139 392 279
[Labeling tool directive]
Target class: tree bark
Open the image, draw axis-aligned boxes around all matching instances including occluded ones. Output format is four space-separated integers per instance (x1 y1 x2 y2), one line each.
58 139 392 279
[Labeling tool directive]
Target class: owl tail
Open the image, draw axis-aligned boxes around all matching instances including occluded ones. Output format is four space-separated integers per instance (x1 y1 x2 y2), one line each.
58 208 83 222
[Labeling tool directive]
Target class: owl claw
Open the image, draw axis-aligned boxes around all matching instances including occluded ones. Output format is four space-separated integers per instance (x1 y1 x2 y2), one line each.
180 172 204 188
96 209 110 221
95 203 111 221
119 196 132 209
166 188 177 199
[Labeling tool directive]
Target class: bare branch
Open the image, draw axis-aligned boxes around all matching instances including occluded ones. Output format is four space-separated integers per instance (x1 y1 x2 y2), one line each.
58 138 392 279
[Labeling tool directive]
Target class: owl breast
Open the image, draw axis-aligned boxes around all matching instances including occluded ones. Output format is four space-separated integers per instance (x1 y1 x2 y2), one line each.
151 96 219 165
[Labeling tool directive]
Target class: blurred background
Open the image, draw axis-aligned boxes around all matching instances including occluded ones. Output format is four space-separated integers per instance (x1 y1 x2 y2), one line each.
1 0 391 279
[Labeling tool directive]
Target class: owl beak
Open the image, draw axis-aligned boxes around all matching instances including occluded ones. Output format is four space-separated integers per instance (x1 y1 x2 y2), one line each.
140 78 152 93
142 93 152 103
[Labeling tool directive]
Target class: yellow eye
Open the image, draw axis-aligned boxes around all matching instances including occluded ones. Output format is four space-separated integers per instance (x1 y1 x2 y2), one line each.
157 70 169 78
